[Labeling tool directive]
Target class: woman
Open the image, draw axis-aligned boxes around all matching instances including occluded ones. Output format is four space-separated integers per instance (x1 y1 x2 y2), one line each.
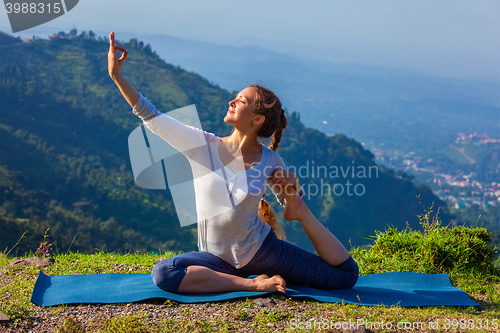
108 32 358 294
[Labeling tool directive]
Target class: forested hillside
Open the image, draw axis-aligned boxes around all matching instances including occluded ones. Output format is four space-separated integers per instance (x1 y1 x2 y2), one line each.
0 31 450 255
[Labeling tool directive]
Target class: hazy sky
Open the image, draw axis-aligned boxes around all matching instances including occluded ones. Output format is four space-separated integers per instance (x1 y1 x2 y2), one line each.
1 0 499 79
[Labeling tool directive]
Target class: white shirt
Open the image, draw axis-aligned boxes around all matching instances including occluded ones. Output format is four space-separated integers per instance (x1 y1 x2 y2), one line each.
133 94 289 268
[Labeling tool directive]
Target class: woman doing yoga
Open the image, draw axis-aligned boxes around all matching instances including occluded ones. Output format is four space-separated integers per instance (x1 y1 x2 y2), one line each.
108 32 358 294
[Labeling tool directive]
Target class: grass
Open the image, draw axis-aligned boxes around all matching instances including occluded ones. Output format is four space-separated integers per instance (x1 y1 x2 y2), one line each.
1 206 499 332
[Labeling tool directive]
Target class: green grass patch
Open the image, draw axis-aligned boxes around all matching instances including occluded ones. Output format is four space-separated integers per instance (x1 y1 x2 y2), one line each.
1 205 499 332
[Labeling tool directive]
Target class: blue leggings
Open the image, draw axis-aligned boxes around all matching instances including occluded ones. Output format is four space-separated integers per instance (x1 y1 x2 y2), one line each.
151 230 359 292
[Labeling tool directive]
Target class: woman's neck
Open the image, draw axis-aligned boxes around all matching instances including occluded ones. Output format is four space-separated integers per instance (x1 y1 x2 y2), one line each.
221 129 261 153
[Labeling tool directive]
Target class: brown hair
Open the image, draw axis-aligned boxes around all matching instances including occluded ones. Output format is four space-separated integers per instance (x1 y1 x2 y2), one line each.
250 84 288 240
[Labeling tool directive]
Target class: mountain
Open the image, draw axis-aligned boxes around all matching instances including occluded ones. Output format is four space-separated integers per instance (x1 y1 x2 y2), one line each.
0 31 21 45
0 31 450 255
127 32 500 154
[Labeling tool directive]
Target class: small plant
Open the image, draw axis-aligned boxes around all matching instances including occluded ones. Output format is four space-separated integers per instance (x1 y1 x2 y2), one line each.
231 308 251 321
57 317 85 333
0 302 35 321
162 299 174 307
104 315 149 333
34 228 53 258
416 194 445 234
255 309 290 326
3 231 27 257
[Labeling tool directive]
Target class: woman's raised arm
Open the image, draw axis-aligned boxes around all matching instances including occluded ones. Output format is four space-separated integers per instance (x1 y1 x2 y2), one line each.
108 31 139 108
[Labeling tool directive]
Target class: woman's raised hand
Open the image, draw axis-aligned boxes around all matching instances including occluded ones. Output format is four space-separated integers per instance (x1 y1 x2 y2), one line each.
108 31 128 79
107 31 139 108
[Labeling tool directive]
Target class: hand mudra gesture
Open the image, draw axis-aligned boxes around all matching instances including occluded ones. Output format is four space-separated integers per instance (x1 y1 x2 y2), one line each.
108 31 128 78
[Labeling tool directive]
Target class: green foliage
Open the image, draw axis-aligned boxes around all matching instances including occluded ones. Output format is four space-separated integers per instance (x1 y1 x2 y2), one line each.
450 204 500 238
1 248 499 331
0 30 448 255
254 309 290 325
34 228 53 258
356 226 497 275
101 315 149 333
353 204 499 277
416 195 442 234
57 317 85 333
0 302 35 321
58 315 151 333
0 31 21 45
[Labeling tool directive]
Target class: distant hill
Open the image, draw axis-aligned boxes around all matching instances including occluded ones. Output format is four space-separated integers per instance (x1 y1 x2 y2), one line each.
126 32 500 154
0 30 450 255
0 31 21 46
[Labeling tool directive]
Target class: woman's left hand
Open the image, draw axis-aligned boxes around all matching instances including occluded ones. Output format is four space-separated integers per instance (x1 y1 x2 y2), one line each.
108 31 128 79
270 168 300 196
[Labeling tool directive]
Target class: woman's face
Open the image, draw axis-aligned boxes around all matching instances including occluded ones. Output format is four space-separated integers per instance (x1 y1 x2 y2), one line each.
224 87 258 127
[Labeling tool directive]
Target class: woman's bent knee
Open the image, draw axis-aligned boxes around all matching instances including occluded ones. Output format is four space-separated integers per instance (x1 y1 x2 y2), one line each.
151 257 186 292
343 257 359 289
336 256 359 289
344 271 359 289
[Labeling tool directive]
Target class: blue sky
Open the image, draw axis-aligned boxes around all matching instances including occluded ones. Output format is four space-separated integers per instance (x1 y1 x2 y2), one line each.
1 0 499 79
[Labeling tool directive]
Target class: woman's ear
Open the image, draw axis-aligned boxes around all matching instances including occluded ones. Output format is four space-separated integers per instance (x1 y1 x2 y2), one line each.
253 115 265 126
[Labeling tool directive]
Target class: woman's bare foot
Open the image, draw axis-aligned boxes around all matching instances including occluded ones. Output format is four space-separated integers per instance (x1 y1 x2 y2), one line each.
282 187 308 221
252 274 286 293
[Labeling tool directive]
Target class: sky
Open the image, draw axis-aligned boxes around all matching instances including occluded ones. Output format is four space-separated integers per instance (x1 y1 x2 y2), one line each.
1 0 499 79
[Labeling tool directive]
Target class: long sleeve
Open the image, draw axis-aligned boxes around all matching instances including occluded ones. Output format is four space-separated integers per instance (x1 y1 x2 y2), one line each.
132 93 208 155
132 92 161 121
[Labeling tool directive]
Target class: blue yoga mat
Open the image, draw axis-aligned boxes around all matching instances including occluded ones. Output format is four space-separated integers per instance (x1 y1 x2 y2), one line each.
31 271 479 307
